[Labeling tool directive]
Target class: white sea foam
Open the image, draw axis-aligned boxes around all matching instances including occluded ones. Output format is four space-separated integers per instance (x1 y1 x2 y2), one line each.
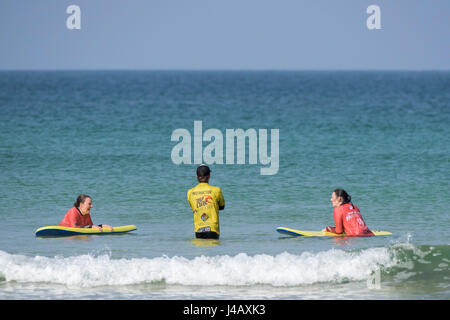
0 247 397 288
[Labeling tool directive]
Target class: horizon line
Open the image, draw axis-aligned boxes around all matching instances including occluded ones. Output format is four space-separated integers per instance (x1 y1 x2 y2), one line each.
0 68 449 72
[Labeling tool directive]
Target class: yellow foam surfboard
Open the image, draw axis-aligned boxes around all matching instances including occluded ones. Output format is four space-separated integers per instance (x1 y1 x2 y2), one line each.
276 226 391 237
35 225 137 237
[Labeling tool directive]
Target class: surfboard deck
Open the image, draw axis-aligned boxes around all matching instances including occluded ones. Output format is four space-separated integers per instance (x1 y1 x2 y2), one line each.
276 226 391 237
35 225 137 237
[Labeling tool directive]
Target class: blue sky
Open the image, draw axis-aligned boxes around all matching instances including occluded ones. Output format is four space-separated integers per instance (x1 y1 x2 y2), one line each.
0 0 449 70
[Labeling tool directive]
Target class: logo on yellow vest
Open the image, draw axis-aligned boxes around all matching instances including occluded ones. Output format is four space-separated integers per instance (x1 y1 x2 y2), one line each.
196 195 213 208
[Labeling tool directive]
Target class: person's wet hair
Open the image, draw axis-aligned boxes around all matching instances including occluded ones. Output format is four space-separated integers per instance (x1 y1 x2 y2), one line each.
333 189 352 204
74 194 91 208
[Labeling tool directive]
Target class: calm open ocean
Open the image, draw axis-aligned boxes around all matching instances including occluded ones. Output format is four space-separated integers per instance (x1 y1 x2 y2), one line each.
0 71 449 299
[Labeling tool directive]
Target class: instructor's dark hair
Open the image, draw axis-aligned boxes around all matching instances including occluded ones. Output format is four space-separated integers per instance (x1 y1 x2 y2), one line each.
74 194 91 208
333 189 352 204
196 165 211 178
196 165 211 182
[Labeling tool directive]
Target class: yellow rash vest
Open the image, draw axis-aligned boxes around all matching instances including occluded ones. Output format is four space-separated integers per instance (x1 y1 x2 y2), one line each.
187 182 225 235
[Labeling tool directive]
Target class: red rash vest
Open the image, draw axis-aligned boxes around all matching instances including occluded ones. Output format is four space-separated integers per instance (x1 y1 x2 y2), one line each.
58 206 93 228
326 203 374 236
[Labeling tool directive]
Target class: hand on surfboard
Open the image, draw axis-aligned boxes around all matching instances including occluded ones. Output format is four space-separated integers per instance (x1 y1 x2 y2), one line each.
92 224 114 232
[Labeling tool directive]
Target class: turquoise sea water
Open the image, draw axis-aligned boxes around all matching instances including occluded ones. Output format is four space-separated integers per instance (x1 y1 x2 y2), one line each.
0 71 449 299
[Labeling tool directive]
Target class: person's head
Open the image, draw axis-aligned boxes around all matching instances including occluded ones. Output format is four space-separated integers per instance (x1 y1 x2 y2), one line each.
196 164 211 183
74 194 93 215
330 189 352 208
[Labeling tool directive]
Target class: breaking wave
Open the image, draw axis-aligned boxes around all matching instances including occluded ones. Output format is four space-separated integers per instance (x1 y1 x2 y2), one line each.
0 243 448 288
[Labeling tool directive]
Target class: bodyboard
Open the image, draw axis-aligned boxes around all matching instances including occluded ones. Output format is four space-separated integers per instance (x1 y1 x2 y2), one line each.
276 226 391 237
35 225 137 237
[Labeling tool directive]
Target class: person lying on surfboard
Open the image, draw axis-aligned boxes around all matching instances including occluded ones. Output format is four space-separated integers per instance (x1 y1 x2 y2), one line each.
322 189 374 237
58 194 113 232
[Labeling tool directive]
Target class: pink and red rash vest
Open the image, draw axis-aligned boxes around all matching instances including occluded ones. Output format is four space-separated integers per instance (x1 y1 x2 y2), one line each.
58 206 93 228
326 203 374 236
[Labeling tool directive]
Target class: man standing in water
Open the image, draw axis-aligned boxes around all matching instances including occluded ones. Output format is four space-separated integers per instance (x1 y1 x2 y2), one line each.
187 165 225 239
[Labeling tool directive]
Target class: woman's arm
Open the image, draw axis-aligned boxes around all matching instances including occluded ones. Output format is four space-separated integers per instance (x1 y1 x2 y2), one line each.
332 207 344 234
322 208 344 234
91 224 114 232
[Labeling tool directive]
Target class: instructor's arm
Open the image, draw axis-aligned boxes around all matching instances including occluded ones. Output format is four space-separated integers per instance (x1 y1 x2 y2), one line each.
218 190 225 211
